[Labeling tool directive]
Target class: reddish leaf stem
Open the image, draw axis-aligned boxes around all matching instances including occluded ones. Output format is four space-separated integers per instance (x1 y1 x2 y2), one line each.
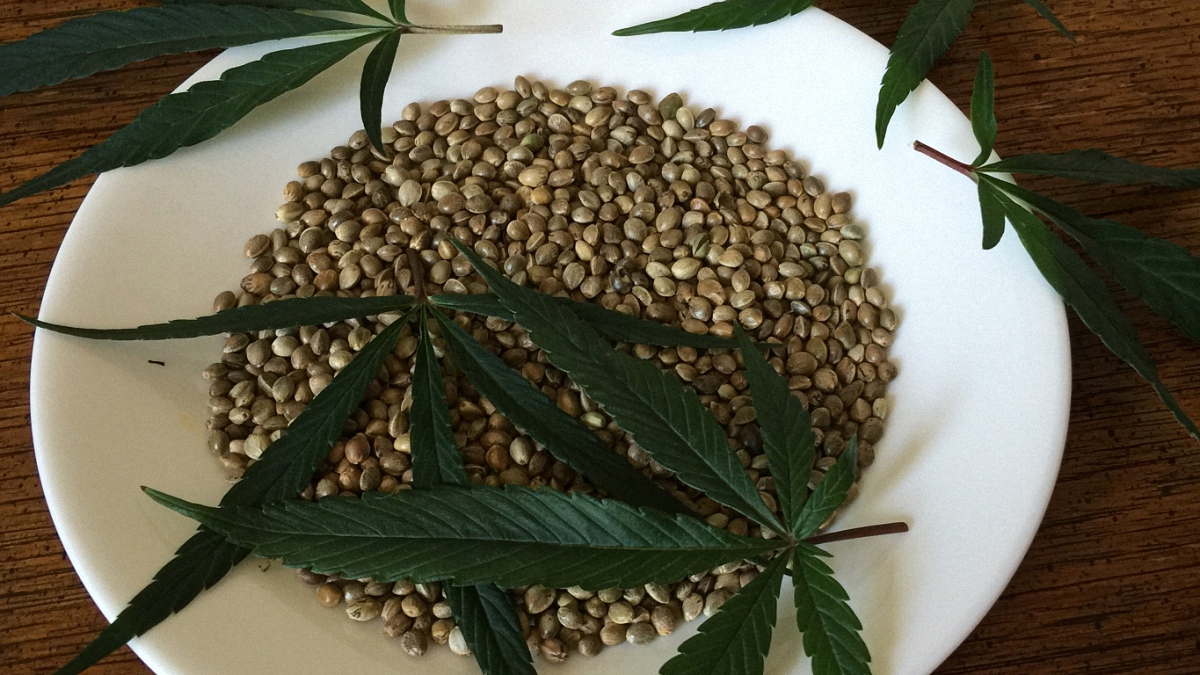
913 141 976 179
804 521 909 546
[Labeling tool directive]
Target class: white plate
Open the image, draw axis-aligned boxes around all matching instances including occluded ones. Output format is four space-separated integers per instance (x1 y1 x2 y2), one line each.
29 3 1071 675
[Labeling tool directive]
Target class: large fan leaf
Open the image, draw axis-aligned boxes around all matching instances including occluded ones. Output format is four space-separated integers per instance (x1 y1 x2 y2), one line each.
734 326 813 535
20 294 413 340
0 32 385 207
792 544 871 675
450 241 782 531
875 0 976 148
984 178 1198 440
432 310 686 514
979 149 1200 188
613 0 816 36
146 485 783 589
660 554 788 675
0 4 361 98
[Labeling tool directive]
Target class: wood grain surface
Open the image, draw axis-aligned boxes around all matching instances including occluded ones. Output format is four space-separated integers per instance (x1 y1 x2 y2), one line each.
2 1 1198 674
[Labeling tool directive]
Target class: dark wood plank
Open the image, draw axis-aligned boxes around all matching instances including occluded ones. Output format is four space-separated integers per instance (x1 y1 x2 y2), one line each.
1 1 1198 674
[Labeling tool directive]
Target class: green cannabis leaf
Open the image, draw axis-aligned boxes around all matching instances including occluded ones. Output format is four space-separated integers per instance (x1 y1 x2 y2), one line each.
431 292 748 350
978 150 1200 187
916 53 1199 441
0 4 363 99
1019 0 1075 41
660 554 789 675
19 294 413 340
876 0 977 149
792 544 872 675
735 326 814 534
359 28 402 153
446 584 536 675
389 0 410 24
412 308 469 488
452 241 784 531
970 51 997 166
0 33 384 207
410 309 533 675
431 310 687 514
49 305 418 675
792 439 858 540
163 0 394 24
145 485 783 589
613 0 816 37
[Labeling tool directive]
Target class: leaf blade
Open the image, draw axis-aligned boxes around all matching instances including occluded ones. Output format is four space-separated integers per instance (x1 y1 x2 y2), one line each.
793 544 871 675
875 0 976 148
358 28 400 153
979 149 1200 188
412 309 469 489
987 178 1200 344
147 485 782 589
1020 0 1075 41
450 241 783 531
792 438 858 540
613 0 816 36
985 178 1199 441
164 0 392 23
19 294 413 340
447 584 537 675
432 310 686 514
0 32 384 207
735 326 813 534
0 5 361 98
389 0 409 23
970 51 996 166
978 178 1007 250
660 554 787 675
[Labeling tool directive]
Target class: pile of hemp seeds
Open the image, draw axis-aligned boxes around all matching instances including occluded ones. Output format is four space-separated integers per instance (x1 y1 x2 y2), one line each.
201 76 898 662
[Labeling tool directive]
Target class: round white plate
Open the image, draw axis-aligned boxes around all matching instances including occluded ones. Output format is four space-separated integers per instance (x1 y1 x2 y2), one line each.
30 3 1071 675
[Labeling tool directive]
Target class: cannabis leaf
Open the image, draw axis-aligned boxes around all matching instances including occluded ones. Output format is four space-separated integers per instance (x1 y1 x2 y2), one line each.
163 0 393 24
451 241 783 531
431 292 747 350
411 309 533 675
431 310 687 514
978 150 1200 188
660 554 788 675
19 294 414 340
982 179 1199 440
359 28 401 152
613 0 816 37
735 326 814 534
1019 0 1075 41
446 584 536 675
792 439 858 540
970 51 997 166
49 306 418 674
412 309 468 488
792 544 871 675
389 0 409 24
989 179 1200 344
876 0 976 149
145 485 783 589
0 32 385 207
977 177 1007 250
0 5 363 99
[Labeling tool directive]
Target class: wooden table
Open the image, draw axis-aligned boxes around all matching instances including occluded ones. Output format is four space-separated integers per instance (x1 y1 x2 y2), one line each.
2 1 1198 673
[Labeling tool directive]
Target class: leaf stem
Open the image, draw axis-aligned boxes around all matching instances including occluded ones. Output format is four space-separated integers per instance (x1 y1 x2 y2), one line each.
913 141 976 179
408 248 427 302
401 24 503 35
803 521 909 546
